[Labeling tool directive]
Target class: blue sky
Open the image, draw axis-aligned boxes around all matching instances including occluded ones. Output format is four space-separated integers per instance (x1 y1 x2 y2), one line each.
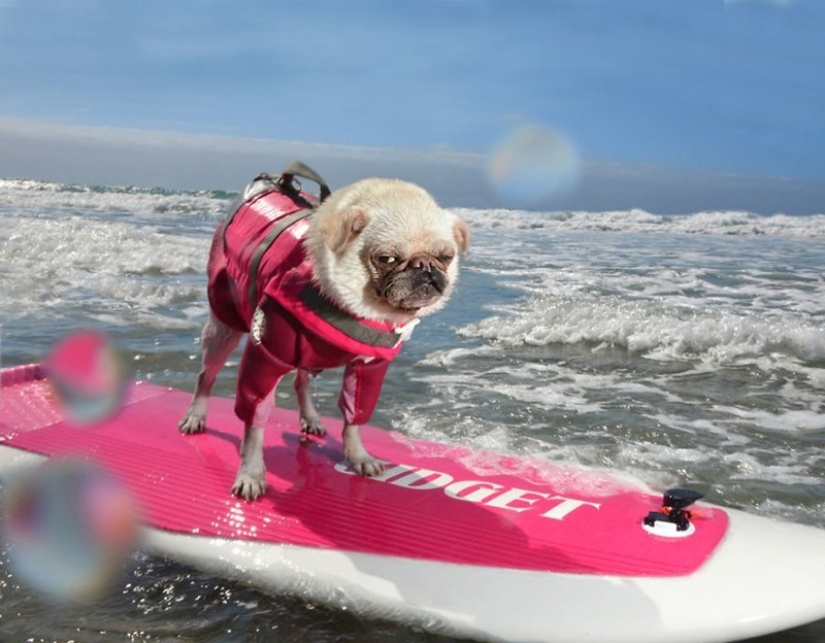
1 0 823 213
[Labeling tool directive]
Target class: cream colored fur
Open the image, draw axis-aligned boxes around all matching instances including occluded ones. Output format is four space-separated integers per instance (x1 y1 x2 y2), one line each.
305 178 468 325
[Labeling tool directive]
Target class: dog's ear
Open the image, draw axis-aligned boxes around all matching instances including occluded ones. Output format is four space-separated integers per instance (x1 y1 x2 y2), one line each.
319 207 370 255
453 218 470 255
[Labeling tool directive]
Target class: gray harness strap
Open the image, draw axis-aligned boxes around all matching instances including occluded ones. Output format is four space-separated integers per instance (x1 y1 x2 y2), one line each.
246 209 314 317
299 285 402 349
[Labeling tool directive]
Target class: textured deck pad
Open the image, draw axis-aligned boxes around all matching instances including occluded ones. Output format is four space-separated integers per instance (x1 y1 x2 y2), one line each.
0 364 727 576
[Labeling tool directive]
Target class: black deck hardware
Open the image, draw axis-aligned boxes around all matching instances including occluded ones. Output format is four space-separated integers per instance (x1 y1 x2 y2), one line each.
644 488 704 532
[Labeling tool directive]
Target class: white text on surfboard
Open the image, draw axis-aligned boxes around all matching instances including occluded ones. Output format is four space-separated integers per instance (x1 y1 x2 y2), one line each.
333 462 601 520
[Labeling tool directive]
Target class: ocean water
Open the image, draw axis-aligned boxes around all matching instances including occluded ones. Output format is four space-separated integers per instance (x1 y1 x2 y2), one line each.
0 177 824 642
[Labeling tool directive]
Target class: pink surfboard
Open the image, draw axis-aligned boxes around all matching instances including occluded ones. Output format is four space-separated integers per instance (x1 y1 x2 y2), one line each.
2 363 825 643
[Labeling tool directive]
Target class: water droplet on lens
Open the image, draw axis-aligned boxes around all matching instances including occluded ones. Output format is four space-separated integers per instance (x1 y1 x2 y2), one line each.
2 459 141 602
487 123 581 208
44 330 128 424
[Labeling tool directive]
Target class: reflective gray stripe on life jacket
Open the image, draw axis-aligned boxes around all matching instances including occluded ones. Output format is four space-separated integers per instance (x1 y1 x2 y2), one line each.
246 208 314 317
299 285 403 349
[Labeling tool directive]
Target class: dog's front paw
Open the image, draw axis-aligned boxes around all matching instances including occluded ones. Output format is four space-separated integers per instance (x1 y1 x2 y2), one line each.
300 414 327 437
178 404 207 434
344 443 386 476
342 423 385 476
231 472 267 500
348 455 386 477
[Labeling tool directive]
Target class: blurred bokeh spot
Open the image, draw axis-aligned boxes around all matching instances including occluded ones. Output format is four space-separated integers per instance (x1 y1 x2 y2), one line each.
44 330 128 425
2 458 141 603
487 123 581 208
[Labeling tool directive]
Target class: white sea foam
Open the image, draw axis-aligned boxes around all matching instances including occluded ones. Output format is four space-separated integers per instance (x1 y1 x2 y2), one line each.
3 216 206 273
456 206 825 237
396 412 653 497
0 178 230 222
0 213 210 326
721 450 823 486
460 292 825 367
716 406 825 433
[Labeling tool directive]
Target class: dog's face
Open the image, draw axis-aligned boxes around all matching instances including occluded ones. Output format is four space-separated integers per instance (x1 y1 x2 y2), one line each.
306 179 469 324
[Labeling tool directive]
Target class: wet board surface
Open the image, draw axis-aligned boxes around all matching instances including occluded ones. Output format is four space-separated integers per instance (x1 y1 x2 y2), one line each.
0 364 726 577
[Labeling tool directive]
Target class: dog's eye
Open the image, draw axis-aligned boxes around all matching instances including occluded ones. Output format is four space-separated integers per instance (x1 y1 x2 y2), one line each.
438 254 455 265
376 255 397 265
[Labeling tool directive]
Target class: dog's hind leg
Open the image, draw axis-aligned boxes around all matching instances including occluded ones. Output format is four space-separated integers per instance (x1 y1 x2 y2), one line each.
294 369 327 437
179 311 243 434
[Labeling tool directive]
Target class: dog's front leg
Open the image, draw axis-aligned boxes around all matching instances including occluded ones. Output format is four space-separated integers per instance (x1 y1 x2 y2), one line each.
231 388 273 500
342 423 385 476
232 424 267 500
339 359 390 476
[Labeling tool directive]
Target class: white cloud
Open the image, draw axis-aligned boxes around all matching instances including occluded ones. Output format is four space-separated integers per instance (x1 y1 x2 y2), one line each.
0 116 488 204
1 117 823 215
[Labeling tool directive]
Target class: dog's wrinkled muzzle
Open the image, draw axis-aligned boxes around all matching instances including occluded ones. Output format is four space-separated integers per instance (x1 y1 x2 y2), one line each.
381 265 448 311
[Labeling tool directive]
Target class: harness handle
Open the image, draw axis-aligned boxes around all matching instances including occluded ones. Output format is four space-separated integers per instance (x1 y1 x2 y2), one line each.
273 160 331 203
222 161 330 254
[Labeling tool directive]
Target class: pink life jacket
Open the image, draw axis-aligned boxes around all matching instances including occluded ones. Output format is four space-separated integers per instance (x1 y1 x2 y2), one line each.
206 165 412 426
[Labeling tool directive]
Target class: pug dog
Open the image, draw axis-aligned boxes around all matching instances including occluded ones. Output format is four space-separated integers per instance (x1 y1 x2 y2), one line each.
179 166 469 500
